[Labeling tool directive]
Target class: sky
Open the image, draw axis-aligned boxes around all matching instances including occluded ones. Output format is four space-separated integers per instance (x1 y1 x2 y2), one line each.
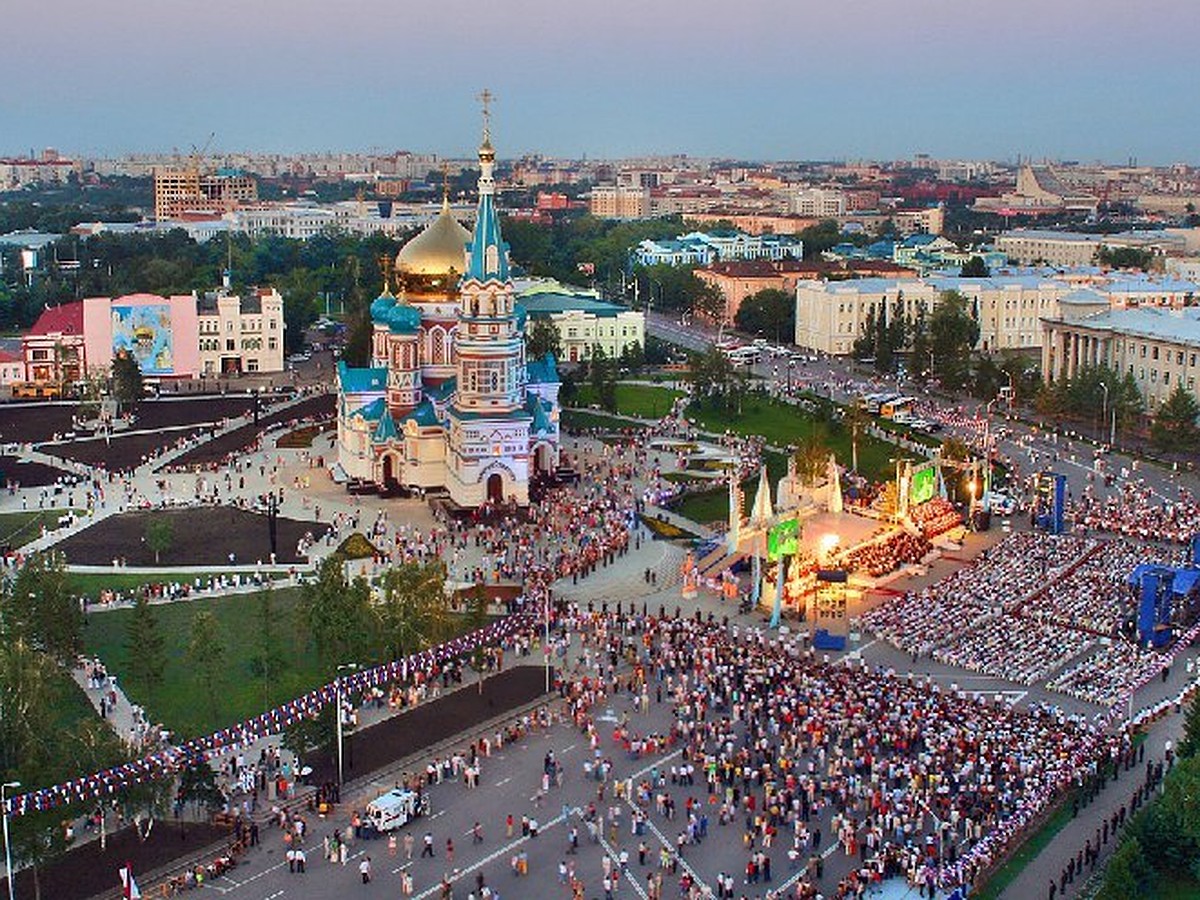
2 0 1198 164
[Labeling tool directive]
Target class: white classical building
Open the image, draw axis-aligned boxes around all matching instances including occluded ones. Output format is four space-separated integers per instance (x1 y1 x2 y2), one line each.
515 280 645 364
795 272 1200 357
335 119 561 507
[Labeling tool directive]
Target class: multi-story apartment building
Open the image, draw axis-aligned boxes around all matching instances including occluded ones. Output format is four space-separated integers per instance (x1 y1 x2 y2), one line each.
797 275 1070 356
154 168 258 220
796 272 1200 357
789 188 847 218
996 229 1186 267
0 150 76 189
588 185 650 219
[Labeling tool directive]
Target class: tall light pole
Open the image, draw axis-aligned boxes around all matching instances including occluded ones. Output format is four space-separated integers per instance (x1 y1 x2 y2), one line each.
2 780 19 900
335 663 358 788
983 398 998 497
1098 382 1109 446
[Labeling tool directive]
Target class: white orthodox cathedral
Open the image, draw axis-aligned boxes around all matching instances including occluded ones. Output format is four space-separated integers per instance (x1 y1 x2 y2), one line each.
336 111 561 507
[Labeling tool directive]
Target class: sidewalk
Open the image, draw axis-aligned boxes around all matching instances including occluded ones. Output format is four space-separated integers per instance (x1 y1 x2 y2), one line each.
999 710 1185 900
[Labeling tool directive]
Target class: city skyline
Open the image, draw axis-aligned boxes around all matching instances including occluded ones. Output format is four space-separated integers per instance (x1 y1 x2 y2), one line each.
1 0 1198 164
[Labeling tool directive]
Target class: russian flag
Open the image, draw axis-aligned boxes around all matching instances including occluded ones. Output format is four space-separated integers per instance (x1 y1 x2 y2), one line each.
118 864 141 899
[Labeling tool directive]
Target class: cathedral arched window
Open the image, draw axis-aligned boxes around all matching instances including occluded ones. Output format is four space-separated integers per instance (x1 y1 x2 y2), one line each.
486 246 499 273
431 327 445 365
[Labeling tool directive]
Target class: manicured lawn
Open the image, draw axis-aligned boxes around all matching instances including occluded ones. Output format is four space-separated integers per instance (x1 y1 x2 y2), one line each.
83 587 326 739
561 409 647 432
570 383 683 419
686 397 895 481
0 509 76 548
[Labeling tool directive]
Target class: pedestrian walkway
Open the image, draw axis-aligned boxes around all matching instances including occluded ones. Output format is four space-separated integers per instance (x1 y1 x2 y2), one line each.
1000 709 1186 900
71 662 146 748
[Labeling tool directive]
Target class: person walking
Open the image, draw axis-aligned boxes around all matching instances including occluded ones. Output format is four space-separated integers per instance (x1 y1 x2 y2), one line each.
422 832 435 857
359 856 372 884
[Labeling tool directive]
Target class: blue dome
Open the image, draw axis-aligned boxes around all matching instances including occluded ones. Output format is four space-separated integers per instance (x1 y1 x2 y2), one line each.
370 292 396 323
385 302 421 334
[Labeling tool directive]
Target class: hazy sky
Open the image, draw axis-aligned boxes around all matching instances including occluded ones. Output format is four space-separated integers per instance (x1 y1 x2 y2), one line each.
3 0 1197 163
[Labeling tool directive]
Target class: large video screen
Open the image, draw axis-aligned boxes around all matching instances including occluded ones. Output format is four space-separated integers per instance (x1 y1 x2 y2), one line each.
910 465 936 506
767 518 799 561
112 304 174 375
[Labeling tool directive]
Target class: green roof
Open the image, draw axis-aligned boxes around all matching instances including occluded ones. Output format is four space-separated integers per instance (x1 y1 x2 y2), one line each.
338 361 388 393
399 399 441 428
373 411 398 441
517 292 629 319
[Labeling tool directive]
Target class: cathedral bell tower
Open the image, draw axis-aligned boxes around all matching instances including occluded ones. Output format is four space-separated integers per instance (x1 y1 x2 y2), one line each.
453 90 526 415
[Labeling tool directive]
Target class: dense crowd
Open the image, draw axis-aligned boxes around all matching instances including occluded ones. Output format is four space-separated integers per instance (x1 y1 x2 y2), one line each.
838 531 931 578
552 608 1119 897
859 533 1094 656
909 497 963 539
1070 482 1200 544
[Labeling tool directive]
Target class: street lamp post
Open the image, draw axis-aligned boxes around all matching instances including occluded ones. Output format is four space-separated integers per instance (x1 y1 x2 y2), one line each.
1099 382 1109 447
2 780 19 900
982 398 998 497
335 663 358 788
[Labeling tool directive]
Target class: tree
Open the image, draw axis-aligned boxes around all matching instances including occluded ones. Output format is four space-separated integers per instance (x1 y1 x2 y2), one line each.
687 346 744 413
0 639 61 776
843 398 870 474
960 255 989 278
929 290 980 390
6 552 82 665
735 289 794 343
619 340 646 375
124 595 167 701
299 556 376 669
1179 690 1200 760
110 350 143 408
1096 835 1150 900
1151 383 1200 453
143 517 173 565
186 610 226 722
177 758 224 815
376 560 451 661
1098 246 1153 271
793 429 830 487
525 318 561 360
588 345 618 412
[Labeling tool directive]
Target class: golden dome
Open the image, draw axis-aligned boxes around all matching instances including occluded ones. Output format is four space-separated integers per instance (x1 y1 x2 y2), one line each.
395 198 471 276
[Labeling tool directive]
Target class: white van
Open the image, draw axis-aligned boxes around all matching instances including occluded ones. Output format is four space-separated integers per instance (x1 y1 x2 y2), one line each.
364 789 429 832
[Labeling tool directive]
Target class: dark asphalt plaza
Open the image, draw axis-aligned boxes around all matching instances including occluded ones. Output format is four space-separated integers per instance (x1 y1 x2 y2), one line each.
202 653 896 900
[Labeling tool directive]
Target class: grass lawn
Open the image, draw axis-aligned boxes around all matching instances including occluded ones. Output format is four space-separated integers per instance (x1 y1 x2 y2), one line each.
561 409 647 432
570 383 683 419
70 570 291 599
671 449 789 527
0 509 76 548
84 587 486 740
686 397 896 481
83 587 328 739
974 789 1085 900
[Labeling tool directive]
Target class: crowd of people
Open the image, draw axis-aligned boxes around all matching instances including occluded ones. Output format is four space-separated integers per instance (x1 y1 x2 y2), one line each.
1070 481 1200 544
838 531 931 578
859 533 1094 657
909 497 963 539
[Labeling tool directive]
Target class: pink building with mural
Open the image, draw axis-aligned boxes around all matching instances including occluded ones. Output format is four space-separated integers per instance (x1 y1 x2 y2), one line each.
18 289 283 391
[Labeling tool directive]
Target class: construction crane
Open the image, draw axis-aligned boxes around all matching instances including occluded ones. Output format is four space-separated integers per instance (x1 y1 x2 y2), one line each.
189 132 216 177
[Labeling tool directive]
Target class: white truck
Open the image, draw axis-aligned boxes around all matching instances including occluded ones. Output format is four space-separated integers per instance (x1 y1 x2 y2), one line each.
364 789 430 833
